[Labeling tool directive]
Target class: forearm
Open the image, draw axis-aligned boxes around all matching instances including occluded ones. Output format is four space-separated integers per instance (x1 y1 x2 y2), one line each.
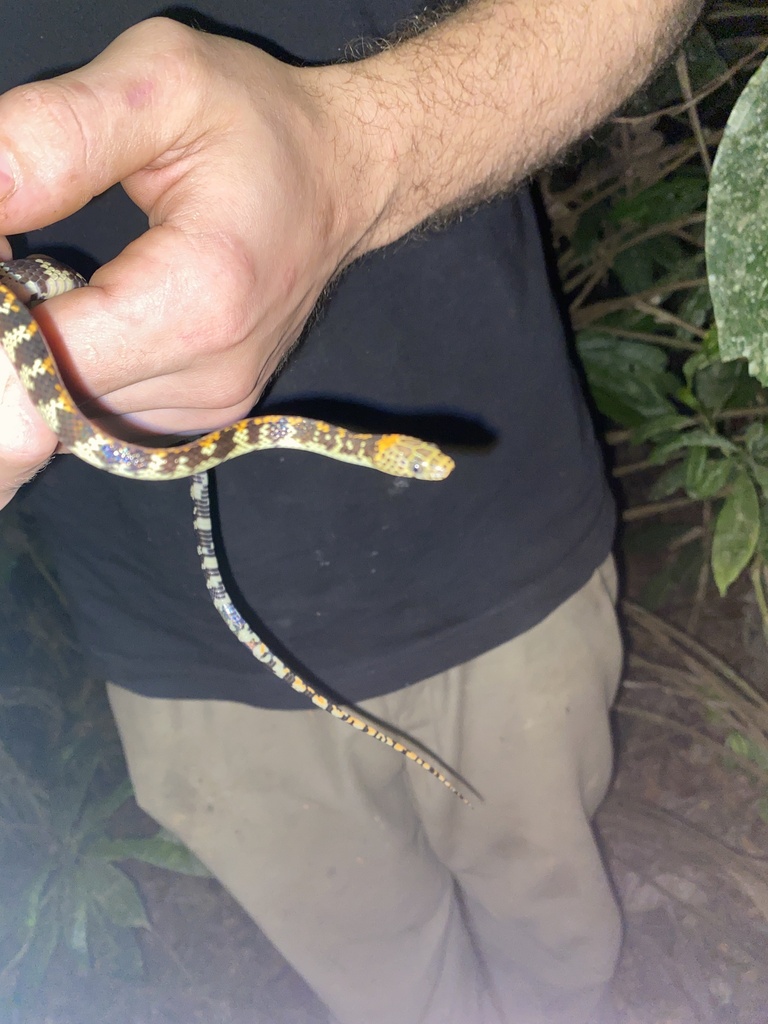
311 0 704 254
0 6 704 503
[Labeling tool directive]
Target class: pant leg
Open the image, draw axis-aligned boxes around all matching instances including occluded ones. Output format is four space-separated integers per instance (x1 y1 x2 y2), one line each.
399 554 623 1022
107 555 622 1024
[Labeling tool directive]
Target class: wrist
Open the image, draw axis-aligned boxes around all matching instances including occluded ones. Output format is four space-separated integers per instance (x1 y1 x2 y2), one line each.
299 59 422 262
299 0 705 264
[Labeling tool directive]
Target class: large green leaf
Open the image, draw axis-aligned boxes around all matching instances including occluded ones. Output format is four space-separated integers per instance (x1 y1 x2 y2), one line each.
707 56 768 383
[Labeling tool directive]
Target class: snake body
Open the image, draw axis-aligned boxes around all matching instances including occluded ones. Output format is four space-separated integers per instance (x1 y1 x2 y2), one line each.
0 256 467 803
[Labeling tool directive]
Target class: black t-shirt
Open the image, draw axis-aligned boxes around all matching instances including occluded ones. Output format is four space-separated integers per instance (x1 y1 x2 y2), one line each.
5 1 615 709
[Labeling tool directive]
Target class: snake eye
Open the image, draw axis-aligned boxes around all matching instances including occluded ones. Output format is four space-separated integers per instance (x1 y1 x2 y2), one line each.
410 459 423 477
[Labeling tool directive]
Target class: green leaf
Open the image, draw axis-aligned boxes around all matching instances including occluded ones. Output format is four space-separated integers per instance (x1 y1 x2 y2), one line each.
707 55 768 384
693 359 750 413
631 413 694 444
68 896 89 959
86 903 145 980
21 866 53 933
745 421 768 456
682 349 710 390
725 731 768 771
676 384 699 411
719 361 763 410
576 332 676 427
684 448 731 500
711 469 760 595
611 168 708 228
676 280 713 333
649 428 738 465
572 202 608 259
757 502 768 563
647 460 688 500
725 730 751 759
90 833 210 877
48 744 104 837
751 463 768 502
703 326 720 361
78 859 149 931
11 899 61 1004
57 871 91 969
78 778 133 838
683 26 731 98
612 235 688 294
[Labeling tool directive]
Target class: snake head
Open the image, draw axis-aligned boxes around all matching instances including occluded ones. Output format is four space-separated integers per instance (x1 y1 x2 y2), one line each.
376 435 455 480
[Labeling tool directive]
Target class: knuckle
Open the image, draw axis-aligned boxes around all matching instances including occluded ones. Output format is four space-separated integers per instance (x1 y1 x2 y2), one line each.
129 16 200 53
176 242 258 358
124 17 210 98
203 371 257 412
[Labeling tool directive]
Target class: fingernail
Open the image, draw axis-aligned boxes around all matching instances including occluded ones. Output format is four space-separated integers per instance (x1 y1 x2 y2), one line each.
0 150 18 201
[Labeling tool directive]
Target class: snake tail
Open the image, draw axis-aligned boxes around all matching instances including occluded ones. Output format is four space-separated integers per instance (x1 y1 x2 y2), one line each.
190 473 470 805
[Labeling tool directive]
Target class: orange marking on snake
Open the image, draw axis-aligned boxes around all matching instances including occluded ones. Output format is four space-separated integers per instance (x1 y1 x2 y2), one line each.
54 384 78 414
375 435 400 452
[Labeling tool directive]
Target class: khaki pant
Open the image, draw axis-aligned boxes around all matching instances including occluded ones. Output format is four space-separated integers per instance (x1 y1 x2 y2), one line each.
108 555 622 1024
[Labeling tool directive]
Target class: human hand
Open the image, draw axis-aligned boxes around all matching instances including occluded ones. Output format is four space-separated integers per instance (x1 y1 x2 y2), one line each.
0 2 703 510
0 17 396 508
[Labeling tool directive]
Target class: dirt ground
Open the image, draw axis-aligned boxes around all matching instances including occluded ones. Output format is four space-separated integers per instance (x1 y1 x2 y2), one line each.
4 526 768 1024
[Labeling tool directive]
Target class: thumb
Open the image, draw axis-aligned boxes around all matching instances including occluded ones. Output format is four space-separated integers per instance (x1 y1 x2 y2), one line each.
0 17 208 232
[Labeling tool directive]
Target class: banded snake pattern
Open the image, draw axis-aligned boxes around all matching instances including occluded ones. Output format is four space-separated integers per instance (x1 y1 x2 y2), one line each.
0 255 468 804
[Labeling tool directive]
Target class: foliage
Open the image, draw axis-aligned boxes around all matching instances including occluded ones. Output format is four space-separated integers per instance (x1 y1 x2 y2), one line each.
542 3 768 621
0 510 208 1016
708 53 768 381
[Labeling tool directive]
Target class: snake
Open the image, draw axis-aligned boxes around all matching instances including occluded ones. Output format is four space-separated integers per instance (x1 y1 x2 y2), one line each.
0 255 468 803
